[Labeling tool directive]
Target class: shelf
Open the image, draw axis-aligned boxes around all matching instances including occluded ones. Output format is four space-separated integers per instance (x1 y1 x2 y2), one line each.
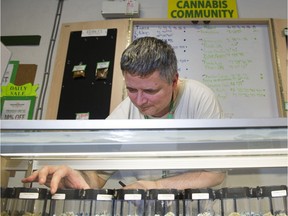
1 118 287 170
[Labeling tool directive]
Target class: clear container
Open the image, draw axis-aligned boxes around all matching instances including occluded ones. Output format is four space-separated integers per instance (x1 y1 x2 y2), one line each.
7 187 48 216
269 185 287 216
257 185 287 216
178 190 184 216
114 189 145 216
145 189 180 216
184 188 215 216
84 189 114 216
216 187 250 216
249 187 261 216
213 189 222 216
49 189 85 216
1 187 14 216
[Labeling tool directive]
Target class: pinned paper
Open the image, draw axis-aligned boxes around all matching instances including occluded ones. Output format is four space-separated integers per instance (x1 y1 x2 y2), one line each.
76 112 89 120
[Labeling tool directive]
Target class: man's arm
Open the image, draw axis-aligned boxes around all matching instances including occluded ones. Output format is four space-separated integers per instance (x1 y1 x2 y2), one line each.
124 170 226 190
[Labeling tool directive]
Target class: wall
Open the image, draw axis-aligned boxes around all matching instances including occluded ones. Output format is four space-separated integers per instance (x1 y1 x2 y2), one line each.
1 0 287 119
1 0 287 189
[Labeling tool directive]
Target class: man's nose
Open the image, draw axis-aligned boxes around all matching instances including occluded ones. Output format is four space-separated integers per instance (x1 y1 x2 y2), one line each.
135 92 147 106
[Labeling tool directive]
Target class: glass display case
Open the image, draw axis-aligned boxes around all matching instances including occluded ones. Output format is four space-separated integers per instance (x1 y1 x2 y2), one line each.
1 118 287 170
1 118 287 215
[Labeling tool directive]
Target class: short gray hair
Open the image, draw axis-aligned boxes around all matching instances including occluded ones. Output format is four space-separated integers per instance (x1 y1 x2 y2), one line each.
120 37 178 84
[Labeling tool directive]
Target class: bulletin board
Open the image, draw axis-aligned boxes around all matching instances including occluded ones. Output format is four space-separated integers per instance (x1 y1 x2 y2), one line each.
131 19 284 118
57 29 117 119
46 19 130 119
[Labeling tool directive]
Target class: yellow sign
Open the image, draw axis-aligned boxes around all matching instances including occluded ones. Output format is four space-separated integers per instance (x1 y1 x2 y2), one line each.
168 0 238 19
1 83 38 97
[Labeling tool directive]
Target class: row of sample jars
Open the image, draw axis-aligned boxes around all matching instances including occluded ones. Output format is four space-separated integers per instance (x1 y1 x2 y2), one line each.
1 185 287 216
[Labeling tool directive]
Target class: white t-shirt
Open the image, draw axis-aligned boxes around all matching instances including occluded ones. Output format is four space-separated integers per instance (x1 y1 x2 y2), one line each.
100 79 224 188
107 79 223 119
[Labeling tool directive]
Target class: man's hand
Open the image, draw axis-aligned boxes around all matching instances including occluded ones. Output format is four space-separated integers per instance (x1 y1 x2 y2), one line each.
21 165 90 194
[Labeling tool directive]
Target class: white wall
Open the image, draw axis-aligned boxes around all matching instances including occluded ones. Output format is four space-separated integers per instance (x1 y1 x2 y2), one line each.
1 0 287 119
1 0 287 189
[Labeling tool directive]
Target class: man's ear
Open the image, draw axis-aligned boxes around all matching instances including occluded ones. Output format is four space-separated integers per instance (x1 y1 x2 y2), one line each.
172 73 179 86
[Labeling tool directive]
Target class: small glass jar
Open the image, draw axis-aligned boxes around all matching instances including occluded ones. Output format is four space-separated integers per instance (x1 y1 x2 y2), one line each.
49 189 85 216
145 189 180 216
178 190 184 216
212 189 222 216
1 187 14 216
257 185 287 216
84 189 114 216
184 188 215 216
249 187 261 216
216 187 250 216
114 189 145 216
9 187 48 216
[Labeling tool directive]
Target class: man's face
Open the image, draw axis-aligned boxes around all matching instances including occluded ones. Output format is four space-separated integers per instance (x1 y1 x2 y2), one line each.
124 71 178 117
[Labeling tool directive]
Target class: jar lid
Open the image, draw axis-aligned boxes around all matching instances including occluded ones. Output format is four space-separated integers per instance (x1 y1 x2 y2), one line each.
115 189 145 200
85 189 114 200
147 189 180 200
257 185 287 197
1 187 15 198
215 187 250 199
50 189 85 200
184 188 214 200
249 187 258 198
14 187 48 199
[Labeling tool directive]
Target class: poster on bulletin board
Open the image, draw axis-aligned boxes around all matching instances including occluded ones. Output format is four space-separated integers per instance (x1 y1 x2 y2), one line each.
168 0 238 19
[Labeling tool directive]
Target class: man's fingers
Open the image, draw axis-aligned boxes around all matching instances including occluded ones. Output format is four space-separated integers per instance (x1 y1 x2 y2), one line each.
21 170 40 183
48 166 70 194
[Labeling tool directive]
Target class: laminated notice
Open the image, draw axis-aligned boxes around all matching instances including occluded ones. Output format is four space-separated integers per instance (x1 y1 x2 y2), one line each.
124 194 142 200
157 194 175 200
192 193 210 200
52 193 66 200
97 194 113 200
82 29 108 37
271 190 287 197
19 192 39 199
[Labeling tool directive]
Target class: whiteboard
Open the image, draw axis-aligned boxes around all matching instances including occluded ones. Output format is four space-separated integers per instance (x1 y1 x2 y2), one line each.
132 22 279 118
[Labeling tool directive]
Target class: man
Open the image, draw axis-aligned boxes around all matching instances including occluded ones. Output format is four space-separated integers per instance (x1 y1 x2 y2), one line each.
22 37 225 194
107 36 222 119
